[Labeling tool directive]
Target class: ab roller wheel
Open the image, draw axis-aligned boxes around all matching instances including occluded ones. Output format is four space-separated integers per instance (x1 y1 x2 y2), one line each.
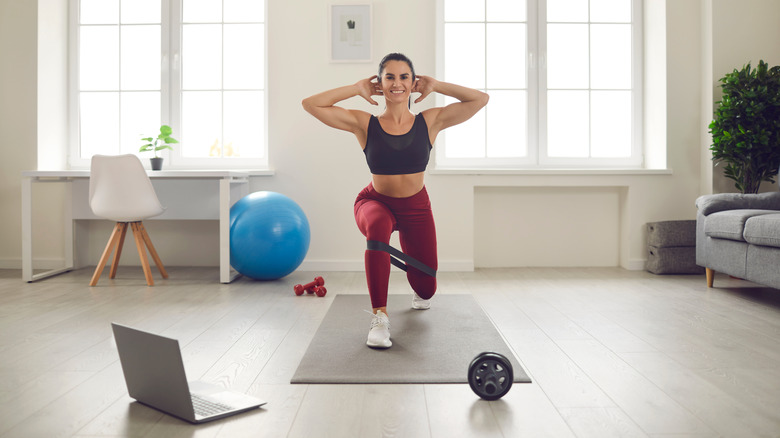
468 352 513 401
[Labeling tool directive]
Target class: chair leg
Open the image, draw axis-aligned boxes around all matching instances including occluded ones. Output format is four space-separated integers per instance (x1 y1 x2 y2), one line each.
706 268 714 288
131 222 154 286
109 222 129 279
90 222 124 286
136 221 168 279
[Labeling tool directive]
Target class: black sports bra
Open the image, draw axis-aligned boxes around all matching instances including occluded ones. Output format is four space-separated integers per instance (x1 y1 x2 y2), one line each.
363 113 432 175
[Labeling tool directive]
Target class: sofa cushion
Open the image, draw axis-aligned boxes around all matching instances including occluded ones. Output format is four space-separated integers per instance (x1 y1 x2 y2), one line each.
704 209 778 242
744 213 780 248
696 191 780 216
746 244 780 289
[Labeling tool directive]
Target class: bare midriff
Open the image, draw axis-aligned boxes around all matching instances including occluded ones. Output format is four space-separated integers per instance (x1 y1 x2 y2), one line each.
371 172 425 198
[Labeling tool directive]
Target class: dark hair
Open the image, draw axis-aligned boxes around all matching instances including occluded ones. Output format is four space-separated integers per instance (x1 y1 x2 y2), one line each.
378 53 416 82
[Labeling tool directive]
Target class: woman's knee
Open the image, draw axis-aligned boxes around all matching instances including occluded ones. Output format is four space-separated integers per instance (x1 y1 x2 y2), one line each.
355 202 395 241
363 216 394 241
409 273 436 299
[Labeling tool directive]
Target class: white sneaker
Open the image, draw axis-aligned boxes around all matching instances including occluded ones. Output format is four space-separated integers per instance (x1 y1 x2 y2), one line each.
412 292 431 310
366 310 392 349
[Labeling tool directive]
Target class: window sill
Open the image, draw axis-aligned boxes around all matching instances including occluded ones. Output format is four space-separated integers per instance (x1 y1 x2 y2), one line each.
55 166 276 176
429 167 673 176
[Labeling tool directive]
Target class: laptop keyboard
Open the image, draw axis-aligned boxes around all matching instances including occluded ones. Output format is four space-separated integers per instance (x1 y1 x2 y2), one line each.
191 394 233 417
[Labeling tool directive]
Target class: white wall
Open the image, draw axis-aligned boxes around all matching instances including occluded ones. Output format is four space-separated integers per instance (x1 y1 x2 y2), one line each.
1 0 38 268
475 186 621 267
3 0 780 273
709 0 780 194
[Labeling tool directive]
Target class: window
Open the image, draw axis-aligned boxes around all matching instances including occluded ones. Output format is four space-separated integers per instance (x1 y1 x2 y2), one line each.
71 0 266 168
437 0 642 169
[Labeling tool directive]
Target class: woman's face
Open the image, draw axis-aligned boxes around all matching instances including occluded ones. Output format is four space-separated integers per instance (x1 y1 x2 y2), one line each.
379 60 414 105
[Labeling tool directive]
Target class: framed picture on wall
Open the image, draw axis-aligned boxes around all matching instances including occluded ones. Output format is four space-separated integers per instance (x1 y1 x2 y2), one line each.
329 4 372 62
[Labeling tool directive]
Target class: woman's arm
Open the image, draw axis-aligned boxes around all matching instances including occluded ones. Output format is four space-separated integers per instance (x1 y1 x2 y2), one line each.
301 76 381 141
415 76 489 139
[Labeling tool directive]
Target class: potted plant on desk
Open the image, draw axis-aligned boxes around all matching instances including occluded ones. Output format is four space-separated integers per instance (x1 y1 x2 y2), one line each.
140 125 179 170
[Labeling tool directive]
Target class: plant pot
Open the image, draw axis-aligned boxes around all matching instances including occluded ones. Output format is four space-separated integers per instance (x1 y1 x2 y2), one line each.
150 157 164 171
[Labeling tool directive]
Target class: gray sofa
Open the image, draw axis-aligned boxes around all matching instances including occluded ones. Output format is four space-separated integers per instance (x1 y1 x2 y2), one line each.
696 190 780 289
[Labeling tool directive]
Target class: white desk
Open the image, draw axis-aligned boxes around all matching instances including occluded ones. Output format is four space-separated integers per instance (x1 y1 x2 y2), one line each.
22 169 269 284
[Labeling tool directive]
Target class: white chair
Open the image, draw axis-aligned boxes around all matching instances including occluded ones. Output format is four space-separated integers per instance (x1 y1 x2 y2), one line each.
89 154 168 286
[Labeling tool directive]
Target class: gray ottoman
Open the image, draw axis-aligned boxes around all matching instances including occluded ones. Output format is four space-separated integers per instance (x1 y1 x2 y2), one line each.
645 220 705 274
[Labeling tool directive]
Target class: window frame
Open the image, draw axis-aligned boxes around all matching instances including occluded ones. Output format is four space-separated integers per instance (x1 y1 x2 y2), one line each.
434 0 644 171
68 0 269 170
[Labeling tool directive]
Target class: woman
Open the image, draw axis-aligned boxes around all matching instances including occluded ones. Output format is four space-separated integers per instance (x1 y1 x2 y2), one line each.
302 53 488 348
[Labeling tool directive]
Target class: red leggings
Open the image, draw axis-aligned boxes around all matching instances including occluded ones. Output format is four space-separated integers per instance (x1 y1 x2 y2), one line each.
354 183 438 309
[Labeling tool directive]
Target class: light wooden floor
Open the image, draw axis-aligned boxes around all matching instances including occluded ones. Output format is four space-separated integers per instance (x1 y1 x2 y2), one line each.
1 267 780 438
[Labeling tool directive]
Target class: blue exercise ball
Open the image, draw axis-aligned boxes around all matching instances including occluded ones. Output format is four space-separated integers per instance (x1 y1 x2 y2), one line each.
230 191 310 280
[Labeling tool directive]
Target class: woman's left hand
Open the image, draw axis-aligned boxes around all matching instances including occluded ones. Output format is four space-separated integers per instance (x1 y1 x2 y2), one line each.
412 75 438 103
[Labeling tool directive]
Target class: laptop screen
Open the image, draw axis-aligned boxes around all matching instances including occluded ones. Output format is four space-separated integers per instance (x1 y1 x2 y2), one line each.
111 323 196 420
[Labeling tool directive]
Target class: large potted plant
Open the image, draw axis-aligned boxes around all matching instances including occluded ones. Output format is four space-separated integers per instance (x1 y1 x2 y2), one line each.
140 125 178 170
709 60 780 193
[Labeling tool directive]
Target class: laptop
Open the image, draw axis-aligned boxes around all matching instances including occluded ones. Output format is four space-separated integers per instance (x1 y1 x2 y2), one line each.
111 323 266 423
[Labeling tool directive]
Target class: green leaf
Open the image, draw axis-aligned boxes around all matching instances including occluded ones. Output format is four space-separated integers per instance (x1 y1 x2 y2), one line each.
710 60 780 192
140 125 178 155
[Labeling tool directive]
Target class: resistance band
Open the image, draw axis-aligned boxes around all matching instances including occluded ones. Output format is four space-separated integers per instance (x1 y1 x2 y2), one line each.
366 240 437 278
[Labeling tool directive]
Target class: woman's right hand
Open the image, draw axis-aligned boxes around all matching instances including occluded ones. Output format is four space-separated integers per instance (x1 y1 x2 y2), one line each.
355 75 382 106
301 78 377 144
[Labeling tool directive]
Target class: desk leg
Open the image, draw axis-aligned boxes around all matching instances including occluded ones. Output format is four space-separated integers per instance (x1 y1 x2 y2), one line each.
22 177 75 282
219 178 241 283
64 180 74 270
22 177 32 282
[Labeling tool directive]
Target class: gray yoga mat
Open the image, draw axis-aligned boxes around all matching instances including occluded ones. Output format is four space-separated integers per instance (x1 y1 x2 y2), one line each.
291 294 531 384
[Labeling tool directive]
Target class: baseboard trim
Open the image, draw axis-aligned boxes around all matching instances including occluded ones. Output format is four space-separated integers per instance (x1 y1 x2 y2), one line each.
624 258 647 271
4 257 641 273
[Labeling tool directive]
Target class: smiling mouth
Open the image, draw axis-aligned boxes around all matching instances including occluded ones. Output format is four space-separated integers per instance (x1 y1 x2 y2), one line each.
390 90 405 94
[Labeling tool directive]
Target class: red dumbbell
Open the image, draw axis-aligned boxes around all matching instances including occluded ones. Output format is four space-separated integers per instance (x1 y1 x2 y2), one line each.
294 276 325 296
312 285 327 297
